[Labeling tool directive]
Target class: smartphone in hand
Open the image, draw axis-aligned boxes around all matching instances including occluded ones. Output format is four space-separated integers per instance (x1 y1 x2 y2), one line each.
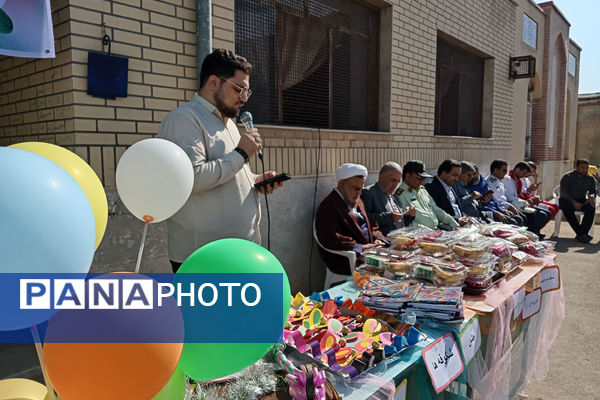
254 173 292 190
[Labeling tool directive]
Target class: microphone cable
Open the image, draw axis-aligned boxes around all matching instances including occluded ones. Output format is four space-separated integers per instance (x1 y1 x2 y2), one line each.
307 126 322 293
259 152 271 251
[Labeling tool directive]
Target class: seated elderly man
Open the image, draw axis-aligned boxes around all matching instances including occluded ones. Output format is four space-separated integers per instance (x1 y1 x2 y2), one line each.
396 160 459 230
361 162 416 235
315 163 389 275
425 159 470 226
452 161 493 221
559 159 597 243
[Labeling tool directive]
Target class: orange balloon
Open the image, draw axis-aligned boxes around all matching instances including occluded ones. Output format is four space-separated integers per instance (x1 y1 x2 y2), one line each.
44 342 183 400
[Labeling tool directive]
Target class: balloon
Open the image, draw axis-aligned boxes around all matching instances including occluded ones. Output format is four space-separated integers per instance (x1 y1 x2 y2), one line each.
116 138 193 223
152 366 186 400
0 147 96 331
176 239 291 380
0 378 48 400
43 273 184 400
10 142 108 249
45 343 182 400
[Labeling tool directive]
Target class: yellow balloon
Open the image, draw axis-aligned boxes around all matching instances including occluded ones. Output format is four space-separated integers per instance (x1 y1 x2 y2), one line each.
10 142 108 249
0 378 49 400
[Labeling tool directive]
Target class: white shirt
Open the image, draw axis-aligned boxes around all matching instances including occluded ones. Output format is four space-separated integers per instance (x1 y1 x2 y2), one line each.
485 175 510 209
437 176 462 218
502 176 519 202
158 94 260 262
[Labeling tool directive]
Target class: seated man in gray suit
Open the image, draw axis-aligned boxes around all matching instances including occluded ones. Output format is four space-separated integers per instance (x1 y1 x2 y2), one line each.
361 162 416 235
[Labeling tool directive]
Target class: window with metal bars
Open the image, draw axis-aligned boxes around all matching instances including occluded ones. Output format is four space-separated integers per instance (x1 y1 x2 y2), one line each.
434 37 484 137
234 0 380 131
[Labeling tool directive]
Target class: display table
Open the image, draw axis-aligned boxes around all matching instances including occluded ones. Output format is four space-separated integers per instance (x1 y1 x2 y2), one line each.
325 255 564 399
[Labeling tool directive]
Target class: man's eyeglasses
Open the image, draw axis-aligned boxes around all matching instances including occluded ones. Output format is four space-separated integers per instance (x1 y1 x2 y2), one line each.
220 77 252 100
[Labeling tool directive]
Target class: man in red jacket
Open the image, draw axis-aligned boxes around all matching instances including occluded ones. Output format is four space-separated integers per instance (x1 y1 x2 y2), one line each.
315 163 388 275
519 161 559 217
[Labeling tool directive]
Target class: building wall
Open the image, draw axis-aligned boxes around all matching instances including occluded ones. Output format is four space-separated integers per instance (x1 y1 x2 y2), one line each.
0 0 581 292
532 2 569 162
511 0 545 165
0 0 74 147
566 40 581 161
576 94 600 166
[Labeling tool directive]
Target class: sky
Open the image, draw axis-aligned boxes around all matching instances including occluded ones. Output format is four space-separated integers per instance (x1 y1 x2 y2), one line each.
550 0 599 94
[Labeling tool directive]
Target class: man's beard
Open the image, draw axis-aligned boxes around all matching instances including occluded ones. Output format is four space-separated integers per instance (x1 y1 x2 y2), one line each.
344 197 358 208
214 89 239 119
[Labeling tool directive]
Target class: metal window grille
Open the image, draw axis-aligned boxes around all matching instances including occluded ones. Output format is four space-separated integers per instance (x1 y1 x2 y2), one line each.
235 0 379 131
434 37 484 137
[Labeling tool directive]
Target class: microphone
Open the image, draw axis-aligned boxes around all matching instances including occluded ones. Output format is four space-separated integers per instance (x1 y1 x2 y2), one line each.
239 111 262 161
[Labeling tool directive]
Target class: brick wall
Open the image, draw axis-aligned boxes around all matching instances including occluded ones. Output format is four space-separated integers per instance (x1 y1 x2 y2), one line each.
531 2 570 162
0 0 200 186
0 0 73 147
511 0 545 164
254 0 518 176
566 40 581 161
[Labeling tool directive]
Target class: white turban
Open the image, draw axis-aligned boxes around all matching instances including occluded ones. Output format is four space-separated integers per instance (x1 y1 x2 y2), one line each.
336 163 368 182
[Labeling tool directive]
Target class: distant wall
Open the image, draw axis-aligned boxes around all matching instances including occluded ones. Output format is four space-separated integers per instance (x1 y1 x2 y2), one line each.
576 94 600 166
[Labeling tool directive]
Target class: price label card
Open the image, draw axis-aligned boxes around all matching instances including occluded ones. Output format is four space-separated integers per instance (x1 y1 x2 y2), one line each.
394 378 407 400
513 288 526 320
459 316 481 366
540 266 561 293
422 333 464 394
522 288 542 320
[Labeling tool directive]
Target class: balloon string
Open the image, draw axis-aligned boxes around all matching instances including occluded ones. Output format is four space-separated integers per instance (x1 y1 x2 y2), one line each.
30 325 57 400
135 217 153 274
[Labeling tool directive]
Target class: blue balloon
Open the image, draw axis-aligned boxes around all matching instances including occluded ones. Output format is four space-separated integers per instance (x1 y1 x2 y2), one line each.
0 147 96 331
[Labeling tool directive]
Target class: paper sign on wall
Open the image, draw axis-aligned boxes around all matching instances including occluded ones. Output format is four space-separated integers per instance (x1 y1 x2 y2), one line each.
394 378 407 400
422 333 464 394
513 288 526 320
522 288 542 320
540 266 561 293
459 315 481 366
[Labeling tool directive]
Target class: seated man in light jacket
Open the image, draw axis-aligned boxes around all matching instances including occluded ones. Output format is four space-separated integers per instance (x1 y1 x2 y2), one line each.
361 161 416 235
396 160 459 230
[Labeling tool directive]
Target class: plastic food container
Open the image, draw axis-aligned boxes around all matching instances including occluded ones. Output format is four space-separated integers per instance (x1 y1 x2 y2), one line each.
452 242 487 259
432 263 467 287
465 273 493 289
459 253 497 277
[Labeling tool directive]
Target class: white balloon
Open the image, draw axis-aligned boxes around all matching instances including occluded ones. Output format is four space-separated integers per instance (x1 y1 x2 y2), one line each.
116 138 194 223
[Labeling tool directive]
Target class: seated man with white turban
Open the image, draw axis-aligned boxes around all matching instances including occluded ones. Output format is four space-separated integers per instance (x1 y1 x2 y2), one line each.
315 163 389 275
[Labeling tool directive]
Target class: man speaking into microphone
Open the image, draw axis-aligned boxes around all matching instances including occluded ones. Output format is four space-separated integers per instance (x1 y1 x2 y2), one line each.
158 49 283 272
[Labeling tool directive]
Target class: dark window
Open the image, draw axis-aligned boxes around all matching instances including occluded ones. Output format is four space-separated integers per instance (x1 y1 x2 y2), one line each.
434 37 484 137
235 0 380 131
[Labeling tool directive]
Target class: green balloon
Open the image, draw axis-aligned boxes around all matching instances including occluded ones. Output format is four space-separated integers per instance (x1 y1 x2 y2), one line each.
176 238 291 381
152 366 186 400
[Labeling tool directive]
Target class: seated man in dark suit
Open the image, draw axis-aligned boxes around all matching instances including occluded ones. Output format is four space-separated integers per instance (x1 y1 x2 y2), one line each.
361 161 416 235
315 163 388 275
425 159 469 227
